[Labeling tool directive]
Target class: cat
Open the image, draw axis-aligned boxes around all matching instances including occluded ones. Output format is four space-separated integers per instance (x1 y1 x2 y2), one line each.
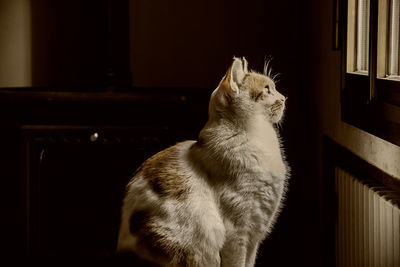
117 57 289 267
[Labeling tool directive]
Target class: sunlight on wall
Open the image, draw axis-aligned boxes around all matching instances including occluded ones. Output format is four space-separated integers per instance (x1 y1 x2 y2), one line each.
335 122 400 179
0 0 32 87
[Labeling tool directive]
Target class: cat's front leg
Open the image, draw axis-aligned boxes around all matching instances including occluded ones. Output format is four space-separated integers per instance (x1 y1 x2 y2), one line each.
245 240 260 267
220 235 247 267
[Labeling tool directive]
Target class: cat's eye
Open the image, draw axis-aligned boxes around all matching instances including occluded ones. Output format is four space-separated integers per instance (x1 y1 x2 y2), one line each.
265 85 271 94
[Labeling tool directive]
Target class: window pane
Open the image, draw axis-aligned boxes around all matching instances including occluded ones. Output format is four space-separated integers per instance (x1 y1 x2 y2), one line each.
388 0 400 77
347 0 370 74
356 0 370 73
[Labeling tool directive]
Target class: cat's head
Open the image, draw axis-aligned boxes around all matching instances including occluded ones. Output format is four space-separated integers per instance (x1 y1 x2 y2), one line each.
210 57 286 125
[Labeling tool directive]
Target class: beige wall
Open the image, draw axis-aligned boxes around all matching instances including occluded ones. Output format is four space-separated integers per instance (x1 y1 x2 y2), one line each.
313 2 400 179
0 0 32 87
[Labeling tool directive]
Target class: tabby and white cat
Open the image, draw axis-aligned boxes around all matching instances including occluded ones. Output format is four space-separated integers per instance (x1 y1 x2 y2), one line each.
117 57 289 267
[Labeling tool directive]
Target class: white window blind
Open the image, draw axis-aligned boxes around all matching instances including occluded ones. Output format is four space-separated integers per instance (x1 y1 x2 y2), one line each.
356 0 370 73
388 0 400 77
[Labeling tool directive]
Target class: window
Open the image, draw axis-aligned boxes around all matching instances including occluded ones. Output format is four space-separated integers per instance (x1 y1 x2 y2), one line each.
340 0 400 146
384 0 400 78
347 0 370 74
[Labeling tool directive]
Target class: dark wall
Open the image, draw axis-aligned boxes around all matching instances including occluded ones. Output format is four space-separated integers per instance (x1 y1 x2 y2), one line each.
29 0 310 92
30 0 130 90
129 0 307 90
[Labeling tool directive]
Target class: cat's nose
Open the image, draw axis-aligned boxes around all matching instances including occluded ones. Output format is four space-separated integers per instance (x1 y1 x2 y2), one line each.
276 97 286 104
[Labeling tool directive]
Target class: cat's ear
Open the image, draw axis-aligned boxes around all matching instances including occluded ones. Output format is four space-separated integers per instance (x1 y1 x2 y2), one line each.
220 57 247 98
241 57 249 73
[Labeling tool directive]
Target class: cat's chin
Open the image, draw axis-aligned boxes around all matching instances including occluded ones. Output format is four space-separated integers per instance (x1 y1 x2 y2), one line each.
270 113 284 124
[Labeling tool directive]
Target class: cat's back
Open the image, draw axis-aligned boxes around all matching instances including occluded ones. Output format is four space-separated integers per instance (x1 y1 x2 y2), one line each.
119 140 197 221
131 140 196 200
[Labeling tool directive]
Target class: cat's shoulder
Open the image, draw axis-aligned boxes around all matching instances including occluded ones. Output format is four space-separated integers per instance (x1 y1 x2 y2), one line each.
134 140 195 169
145 140 195 163
129 140 196 200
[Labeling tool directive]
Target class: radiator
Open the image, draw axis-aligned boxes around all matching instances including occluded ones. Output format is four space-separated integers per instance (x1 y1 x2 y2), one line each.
335 167 400 267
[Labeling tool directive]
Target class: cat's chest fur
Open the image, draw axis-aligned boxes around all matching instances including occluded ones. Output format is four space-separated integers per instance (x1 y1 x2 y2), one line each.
217 172 282 226
197 118 287 238
247 114 286 178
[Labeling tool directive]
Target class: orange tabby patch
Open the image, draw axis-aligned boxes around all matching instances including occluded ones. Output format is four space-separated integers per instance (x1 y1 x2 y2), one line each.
137 144 191 200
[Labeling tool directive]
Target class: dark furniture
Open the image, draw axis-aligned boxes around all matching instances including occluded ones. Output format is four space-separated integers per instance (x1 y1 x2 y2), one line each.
1 88 211 266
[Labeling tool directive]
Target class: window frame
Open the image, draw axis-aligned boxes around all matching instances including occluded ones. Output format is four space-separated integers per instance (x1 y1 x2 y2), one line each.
339 0 400 146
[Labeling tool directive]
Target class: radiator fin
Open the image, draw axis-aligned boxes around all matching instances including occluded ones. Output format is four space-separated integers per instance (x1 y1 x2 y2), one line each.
335 167 400 267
